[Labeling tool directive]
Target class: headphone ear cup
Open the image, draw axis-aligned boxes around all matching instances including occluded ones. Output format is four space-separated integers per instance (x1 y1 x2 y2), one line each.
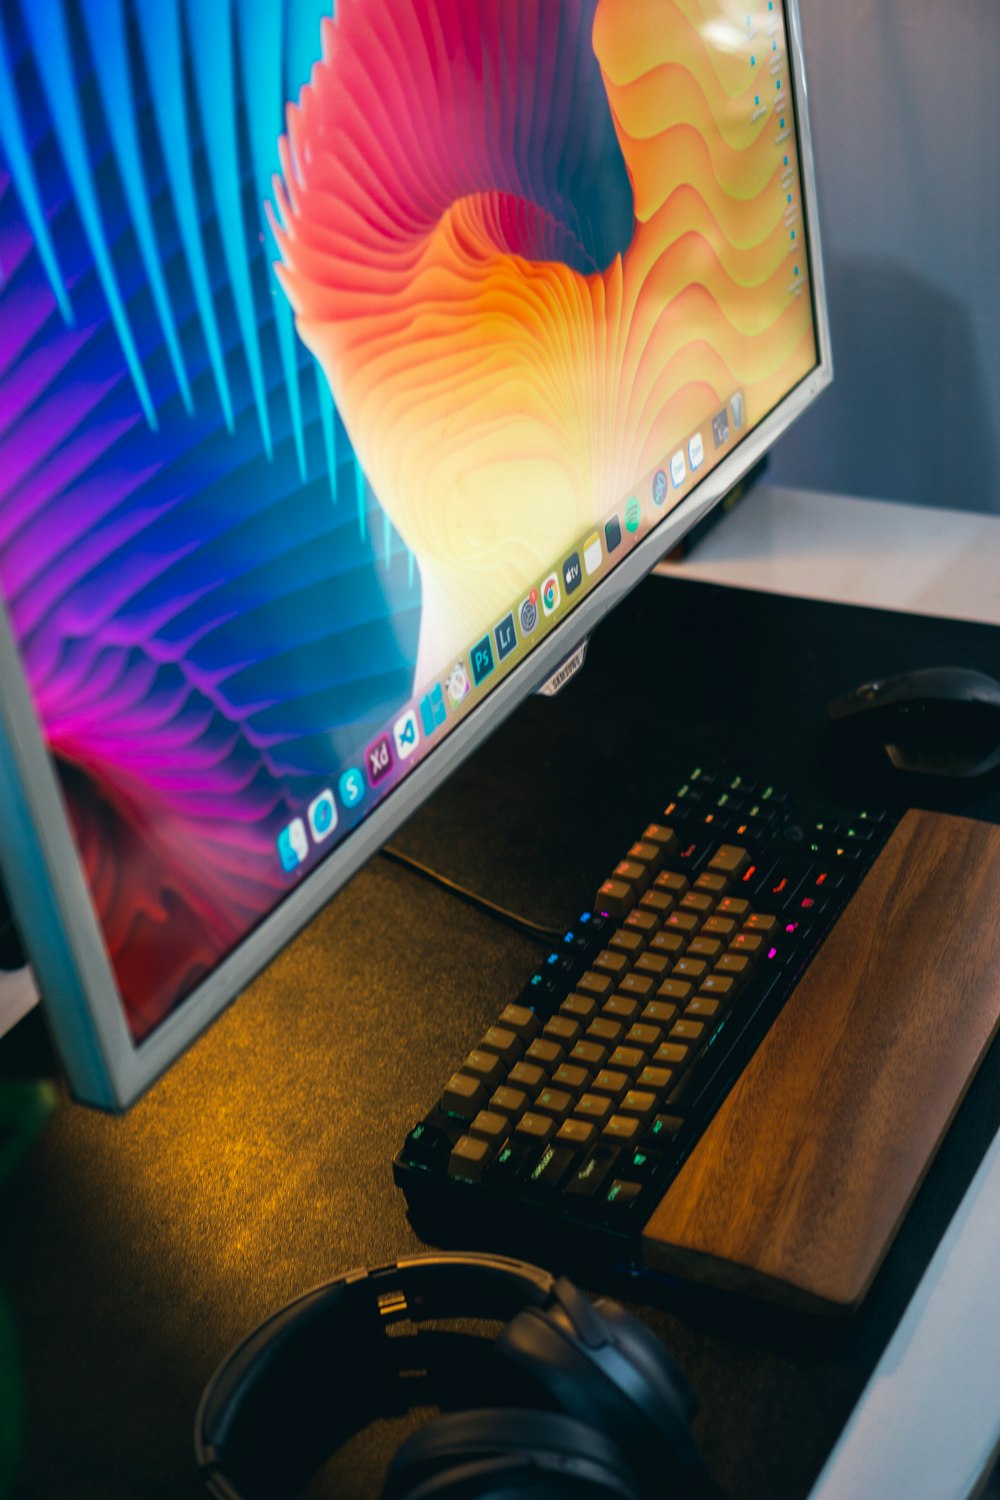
495 1293 704 1493
590 1297 697 1429
382 1410 641 1500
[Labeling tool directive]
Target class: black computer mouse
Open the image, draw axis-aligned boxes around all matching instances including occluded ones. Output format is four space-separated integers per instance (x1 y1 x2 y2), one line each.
828 666 1000 778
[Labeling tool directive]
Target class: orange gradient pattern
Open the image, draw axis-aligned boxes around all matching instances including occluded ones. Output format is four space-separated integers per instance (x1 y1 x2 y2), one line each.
272 0 816 673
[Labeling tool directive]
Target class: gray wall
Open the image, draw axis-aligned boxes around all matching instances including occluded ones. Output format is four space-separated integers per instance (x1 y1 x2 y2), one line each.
769 0 1000 512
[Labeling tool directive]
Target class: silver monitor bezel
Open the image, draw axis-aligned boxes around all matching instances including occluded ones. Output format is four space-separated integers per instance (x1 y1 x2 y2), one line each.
0 0 830 1107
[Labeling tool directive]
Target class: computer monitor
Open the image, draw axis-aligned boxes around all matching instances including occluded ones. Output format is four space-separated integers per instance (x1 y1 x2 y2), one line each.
0 0 830 1108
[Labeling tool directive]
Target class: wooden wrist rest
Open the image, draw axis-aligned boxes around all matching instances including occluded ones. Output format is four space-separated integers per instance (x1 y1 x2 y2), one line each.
641 809 1000 1313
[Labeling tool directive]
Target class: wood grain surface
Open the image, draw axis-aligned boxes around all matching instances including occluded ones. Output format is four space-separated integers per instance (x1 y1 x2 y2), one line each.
642 809 1000 1312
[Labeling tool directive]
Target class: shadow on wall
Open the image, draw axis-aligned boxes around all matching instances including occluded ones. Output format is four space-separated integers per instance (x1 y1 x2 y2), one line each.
769 257 1000 513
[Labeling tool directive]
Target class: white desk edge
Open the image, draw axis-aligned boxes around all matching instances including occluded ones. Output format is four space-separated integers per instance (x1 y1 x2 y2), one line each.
665 485 1000 1500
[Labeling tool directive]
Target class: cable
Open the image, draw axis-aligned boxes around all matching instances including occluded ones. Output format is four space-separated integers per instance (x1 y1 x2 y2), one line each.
379 845 564 946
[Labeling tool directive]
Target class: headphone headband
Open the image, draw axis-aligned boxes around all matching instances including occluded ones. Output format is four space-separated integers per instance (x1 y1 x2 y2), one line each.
196 1254 575 1500
195 1253 704 1500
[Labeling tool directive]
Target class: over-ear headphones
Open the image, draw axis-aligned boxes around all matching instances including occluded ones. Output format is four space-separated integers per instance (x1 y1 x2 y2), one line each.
195 1252 709 1500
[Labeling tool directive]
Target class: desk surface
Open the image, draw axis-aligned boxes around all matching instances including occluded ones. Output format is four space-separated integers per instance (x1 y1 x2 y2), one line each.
3 562 1000 1500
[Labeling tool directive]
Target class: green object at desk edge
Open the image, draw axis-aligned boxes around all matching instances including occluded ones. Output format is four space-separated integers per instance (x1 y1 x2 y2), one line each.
0 1080 57 1500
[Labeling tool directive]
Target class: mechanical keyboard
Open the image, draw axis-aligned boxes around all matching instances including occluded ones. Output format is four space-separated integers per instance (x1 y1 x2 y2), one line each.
395 767 894 1267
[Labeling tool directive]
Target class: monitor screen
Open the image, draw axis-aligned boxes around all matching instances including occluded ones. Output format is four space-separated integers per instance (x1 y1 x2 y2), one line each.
0 0 828 1105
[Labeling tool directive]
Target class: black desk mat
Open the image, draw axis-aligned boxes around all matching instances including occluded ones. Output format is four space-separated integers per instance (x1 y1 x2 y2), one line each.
2 576 1000 1499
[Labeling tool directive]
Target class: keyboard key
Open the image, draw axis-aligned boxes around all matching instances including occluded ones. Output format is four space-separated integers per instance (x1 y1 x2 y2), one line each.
603 1113 641 1144
619 1090 657 1124
591 1069 630 1102
587 1016 625 1047
564 1144 621 1198
480 1026 523 1068
603 995 640 1024
730 931 766 959
708 844 751 878
699 974 737 1003
525 1038 565 1072
624 1147 664 1182
574 1093 614 1125
685 996 721 1022
648 930 687 960
648 1113 685 1142
509 1061 546 1093
628 840 664 875
679 891 714 918
695 871 729 898
643 824 679 856
556 1117 597 1149
653 1042 692 1071
441 1073 489 1119
672 957 709 984
663 911 700 937
577 970 614 1000
490 1085 529 1120
552 1063 591 1094
716 896 751 923
449 1134 492 1182
400 1122 451 1171
715 954 751 983
487 1139 535 1185
560 993 599 1025
670 1019 706 1047
608 1045 646 1074
634 951 672 980
469 1109 511 1145
654 871 689 898
619 972 655 1001
528 1143 577 1192
604 1179 643 1209
744 913 778 937
515 1112 556 1146
687 936 723 962
592 949 630 981
570 1039 608 1070
701 915 738 940
613 859 651 895
543 1015 582 1047
657 978 693 1005
639 891 676 926
642 1000 679 1028
609 928 645 958
463 1050 506 1089
534 1087 574 1122
624 909 659 939
498 1004 542 1042
637 1065 676 1093
625 1022 663 1052
595 879 635 919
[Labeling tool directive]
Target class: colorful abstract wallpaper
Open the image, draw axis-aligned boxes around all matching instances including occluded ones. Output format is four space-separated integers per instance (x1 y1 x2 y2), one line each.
0 0 816 1041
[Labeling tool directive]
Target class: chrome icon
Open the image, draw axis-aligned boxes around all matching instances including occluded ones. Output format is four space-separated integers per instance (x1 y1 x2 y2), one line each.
541 573 561 616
